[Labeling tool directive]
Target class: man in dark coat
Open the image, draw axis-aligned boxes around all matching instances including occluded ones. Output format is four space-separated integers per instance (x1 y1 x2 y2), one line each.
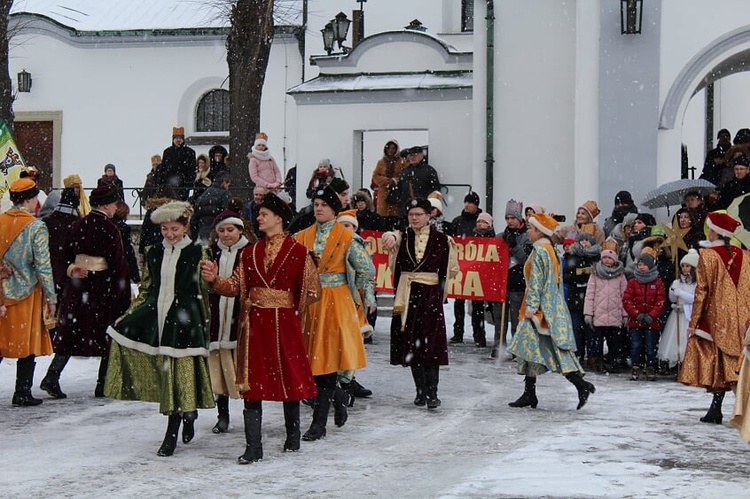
41 184 131 399
192 171 232 242
159 126 197 201
700 128 732 187
42 187 80 297
396 146 440 216
449 191 483 344
718 154 750 209
208 144 229 180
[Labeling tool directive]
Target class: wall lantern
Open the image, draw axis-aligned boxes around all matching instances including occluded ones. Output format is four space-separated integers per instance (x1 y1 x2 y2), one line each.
620 0 643 35
18 69 32 93
322 12 352 54
321 22 335 55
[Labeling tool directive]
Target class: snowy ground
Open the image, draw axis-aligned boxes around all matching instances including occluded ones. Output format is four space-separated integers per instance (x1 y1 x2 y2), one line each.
2 304 749 499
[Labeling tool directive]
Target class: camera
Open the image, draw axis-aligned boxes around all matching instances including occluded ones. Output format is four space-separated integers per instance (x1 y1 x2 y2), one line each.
552 214 566 222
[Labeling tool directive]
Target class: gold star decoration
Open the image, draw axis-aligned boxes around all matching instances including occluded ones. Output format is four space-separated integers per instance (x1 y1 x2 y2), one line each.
661 220 690 268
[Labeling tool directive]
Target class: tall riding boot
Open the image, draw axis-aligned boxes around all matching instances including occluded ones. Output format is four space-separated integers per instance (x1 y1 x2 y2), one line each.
332 384 349 427
424 365 441 409
302 387 333 441
41 354 70 399
182 410 198 443
508 376 538 408
565 372 596 410
94 355 108 398
283 401 301 452
411 365 426 406
212 395 230 434
700 392 725 424
157 413 182 456
12 355 42 407
238 401 263 464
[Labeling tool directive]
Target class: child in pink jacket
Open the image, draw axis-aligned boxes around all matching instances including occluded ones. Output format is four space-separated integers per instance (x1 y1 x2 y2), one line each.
583 240 628 372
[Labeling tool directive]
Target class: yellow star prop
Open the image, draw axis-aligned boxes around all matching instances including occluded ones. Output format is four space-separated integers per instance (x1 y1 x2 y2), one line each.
661 221 690 268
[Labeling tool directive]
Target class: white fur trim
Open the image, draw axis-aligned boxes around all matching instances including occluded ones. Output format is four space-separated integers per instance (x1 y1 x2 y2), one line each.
151 201 192 224
528 216 554 237
337 214 358 229
215 217 244 230
107 326 209 358
706 216 735 238
361 324 374 338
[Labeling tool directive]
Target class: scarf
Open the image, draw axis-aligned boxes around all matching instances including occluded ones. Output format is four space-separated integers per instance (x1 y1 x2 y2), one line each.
251 146 271 161
634 266 659 284
595 260 624 279
572 242 601 258
54 203 79 216
429 216 446 233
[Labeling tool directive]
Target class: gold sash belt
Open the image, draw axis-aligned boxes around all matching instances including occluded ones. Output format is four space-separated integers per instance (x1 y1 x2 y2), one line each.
393 271 439 331
248 287 294 309
74 254 108 271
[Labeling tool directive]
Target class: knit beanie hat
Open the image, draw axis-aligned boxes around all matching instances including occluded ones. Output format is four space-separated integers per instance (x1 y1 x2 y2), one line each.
464 191 480 206
634 213 656 227
428 197 443 214
614 190 634 205
211 209 244 231
337 209 359 230
579 200 601 220
576 231 597 245
104 163 116 174
601 238 619 262
526 203 545 216
680 248 699 268
505 199 523 221
638 247 658 270
477 212 494 227
254 132 268 148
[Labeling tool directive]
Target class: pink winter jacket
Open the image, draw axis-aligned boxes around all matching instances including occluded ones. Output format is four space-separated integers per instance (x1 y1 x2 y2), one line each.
248 155 282 188
583 271 628 327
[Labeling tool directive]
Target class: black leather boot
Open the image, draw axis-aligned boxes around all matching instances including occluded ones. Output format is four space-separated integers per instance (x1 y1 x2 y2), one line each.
425 366 441 409
182 410 198 443
283 401 301 452
41 354 70 399
332 385 349 427
12 356 43 407
411 365 426 406
238 401 263 464
508 376 538 408
94 355 108 398
700 392 725 424
302 387 333 441
212 395 230 433
157 414 182 457
566 372 596 410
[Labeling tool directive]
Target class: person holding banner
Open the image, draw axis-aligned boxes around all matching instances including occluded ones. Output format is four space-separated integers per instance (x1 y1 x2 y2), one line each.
507 212 596 411
383 198 455 409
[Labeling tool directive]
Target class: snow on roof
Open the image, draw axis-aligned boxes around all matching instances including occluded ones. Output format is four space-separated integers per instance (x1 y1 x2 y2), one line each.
288 72 472 94
10 0 301 31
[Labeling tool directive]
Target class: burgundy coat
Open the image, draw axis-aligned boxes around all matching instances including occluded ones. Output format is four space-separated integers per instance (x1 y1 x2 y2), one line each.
390 226 450 366
623 276 666 330
54 210 131 356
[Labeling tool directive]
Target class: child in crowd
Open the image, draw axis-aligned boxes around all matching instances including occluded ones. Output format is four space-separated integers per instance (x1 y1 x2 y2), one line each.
469 212 496 347
658 248 698 370
583 239 628 373
623 247 666 381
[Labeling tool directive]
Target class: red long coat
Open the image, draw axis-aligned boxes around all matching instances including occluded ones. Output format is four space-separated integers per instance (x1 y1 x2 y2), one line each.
212 235 319 402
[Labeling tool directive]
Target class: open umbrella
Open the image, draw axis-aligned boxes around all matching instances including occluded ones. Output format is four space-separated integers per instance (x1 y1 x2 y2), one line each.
641 179 716 209
727 193 750 248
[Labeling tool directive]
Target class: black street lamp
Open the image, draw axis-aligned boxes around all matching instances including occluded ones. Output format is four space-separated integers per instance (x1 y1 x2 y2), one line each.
332 12 351 52
620 0 643 35
321 22 335 55
18 69 32 93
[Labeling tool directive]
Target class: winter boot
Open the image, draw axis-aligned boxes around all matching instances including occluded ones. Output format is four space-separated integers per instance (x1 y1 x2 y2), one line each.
212 395 230 433
566 372 596 410
332 384 349 427
630 366 641 381
157 413 182 456
94 355 108 398
12 356 42 407
302 387 333 441
182 410 198 443
238 401 263 464
644 366 656 381
449 333 464 344
508 376 538 408
40 354 70 399
700 392 725 424
425 366 441 409
341 376 372 398
411 365 426 406
282 401 301 452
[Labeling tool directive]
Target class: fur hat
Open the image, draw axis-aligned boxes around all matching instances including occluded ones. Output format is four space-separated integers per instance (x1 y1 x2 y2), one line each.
706 212 740 238
477 212 494 227
428 197 443 214
211 209 244 231
151 201 193 224
312 184 342 214
9 177 39 204
89 184 120 207
329 177 350 195
254 132 268 148
681 248 700 268
579 200 600 220
576 231 597 245
638 247 658 270
172 126 185 138
406 198 432 215
505 199 523 221
63 174 82 187
259 192 294 228
528 213 558 237
337 209 359 230
634 212 656 227
464 191 480 206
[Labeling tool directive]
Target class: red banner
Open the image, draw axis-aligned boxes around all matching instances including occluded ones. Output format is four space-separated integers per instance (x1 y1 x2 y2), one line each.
359 230 509 302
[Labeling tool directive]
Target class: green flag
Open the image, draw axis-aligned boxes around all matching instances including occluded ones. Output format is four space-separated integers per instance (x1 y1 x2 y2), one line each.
0 120 26 201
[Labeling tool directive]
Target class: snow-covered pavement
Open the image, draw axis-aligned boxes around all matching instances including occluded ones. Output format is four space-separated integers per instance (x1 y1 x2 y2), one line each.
1 311 748 498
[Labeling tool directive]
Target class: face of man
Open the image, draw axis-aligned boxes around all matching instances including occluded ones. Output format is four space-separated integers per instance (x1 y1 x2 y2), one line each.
253 188 266 204
464 202 478 214
173 135 184 147
257 207 282 234
684 195 702 209
718 132 731 147
214 152 223 163
337 189 350 207
735 164 749 180
408 208 430 229
505 215 521 229
313 199 336 223
408 151 423 166
98 201 118 218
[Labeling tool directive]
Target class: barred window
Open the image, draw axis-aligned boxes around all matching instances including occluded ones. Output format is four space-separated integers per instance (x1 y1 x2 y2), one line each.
462 0 474 32
196 89 230 132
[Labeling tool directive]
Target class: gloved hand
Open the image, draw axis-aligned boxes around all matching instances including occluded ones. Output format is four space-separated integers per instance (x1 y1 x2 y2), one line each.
622 316 629 328
642 315 653 325
584 315 593 328
636 313 648 325
505 231 517 248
